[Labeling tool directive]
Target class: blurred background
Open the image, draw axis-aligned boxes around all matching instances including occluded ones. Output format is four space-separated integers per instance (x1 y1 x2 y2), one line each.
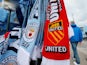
64 0 87 39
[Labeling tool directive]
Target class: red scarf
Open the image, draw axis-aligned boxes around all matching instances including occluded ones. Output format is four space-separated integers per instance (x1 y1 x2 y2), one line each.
42 0 70 60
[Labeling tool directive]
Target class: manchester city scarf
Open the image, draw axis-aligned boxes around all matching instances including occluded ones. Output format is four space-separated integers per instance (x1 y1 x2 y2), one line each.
31 0 48 60
17 0 41 65
20 0 40 56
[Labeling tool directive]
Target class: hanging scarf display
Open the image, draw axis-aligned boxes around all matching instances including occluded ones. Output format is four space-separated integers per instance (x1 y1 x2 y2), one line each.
0 27 21 65
0 0 30 64
19 0 40 56
42 0 70 60
17 0 41 65
30 0 49 62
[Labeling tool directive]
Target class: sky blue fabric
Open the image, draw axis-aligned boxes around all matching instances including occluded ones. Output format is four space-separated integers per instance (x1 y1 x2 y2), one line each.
35 0 48 47
0 0 2 2
20 0 41 55
0 50 17 64
0 8 8 23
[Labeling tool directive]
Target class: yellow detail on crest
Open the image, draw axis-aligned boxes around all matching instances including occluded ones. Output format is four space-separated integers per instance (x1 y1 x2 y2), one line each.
49 32 58 42
47 20 64 45
54 31 62 40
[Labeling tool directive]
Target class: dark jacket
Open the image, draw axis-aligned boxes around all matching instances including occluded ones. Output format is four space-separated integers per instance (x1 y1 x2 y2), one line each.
70 24 83 43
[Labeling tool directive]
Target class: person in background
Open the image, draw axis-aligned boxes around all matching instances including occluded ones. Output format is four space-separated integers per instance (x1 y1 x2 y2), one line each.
70 21 83 65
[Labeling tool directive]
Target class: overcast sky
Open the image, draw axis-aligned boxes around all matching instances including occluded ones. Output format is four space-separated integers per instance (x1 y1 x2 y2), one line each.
64 0 87 27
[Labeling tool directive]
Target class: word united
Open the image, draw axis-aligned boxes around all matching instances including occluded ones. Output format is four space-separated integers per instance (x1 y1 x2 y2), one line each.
45 46 67 53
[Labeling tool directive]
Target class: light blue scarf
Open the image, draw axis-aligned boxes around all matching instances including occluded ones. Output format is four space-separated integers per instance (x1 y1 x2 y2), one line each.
19 0 42 55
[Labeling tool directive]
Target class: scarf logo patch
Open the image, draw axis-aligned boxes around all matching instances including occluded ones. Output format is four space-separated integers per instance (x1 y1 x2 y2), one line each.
47 20 64 45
